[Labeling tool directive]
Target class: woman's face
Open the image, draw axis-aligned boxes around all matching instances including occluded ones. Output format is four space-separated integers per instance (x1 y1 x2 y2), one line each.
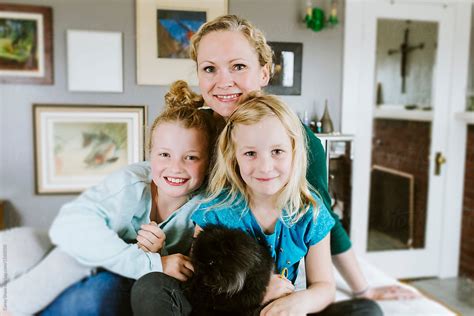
196 30 270 118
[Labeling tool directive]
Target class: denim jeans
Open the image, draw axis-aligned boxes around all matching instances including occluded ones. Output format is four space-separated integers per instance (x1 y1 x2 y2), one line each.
40 270 134 316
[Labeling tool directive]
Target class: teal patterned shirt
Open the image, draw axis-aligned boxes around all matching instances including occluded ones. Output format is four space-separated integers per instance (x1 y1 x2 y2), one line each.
191 192 335 283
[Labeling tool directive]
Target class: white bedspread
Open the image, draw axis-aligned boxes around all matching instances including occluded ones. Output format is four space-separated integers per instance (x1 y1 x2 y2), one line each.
295 257 456 316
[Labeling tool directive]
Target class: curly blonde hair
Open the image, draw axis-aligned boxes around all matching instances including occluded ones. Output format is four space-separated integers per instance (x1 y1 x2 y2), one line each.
148 80 215 157
189 15 273 73
206 92 317 225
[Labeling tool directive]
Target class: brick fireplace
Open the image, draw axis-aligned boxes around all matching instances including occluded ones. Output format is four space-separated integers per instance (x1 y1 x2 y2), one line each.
460 125 474 279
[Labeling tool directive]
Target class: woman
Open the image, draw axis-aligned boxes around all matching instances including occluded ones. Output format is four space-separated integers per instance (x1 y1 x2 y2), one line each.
189 14 410 302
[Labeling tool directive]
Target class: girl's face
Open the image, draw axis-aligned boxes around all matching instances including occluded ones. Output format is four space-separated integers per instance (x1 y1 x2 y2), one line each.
233 116 293 202
150 122 209 199
196 30 270 118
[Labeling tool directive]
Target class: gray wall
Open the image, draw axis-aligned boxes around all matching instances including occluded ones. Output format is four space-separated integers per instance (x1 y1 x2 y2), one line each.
0 0 344 229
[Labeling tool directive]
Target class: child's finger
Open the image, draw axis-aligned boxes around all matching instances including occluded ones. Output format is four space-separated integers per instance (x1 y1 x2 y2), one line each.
138 230 158 244
136 235 152 251
182 258 194 272
180 265 194 279
137 242 151 252
140 224 166 240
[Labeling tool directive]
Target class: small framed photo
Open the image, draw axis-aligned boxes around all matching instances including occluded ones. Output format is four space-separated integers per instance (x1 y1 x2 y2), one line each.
0 4 53 84
136 0 228 86
266 42 303 95
33 105 147 194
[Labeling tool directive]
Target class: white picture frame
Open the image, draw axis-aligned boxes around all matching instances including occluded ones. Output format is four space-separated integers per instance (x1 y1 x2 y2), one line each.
67 30 123 92
33 104 146 194
136 0 228 86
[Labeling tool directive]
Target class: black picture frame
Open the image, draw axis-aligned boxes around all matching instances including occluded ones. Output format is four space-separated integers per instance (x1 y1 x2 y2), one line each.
265 42 302 95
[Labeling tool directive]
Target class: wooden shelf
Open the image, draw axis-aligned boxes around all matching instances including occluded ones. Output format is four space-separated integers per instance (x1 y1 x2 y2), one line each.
455 111 474 124
374 107 433 122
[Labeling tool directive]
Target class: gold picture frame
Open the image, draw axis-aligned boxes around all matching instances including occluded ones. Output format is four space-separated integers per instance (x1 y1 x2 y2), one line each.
33 104 147 194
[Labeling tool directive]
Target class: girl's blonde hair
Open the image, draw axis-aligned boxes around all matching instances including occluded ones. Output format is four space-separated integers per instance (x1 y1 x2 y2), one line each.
148 80 216 157
206 92 317 224
189 15 273 75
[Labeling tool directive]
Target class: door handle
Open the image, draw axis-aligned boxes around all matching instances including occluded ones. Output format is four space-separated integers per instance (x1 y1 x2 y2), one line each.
434 152 446 175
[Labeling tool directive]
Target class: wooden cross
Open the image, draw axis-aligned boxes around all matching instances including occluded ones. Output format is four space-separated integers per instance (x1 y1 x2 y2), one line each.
387 25 424 93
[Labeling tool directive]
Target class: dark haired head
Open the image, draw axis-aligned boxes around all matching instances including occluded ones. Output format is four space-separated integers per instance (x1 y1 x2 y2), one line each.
186 225 273 316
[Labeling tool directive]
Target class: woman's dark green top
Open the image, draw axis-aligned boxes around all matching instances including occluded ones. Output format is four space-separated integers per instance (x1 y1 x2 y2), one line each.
302 124 352 255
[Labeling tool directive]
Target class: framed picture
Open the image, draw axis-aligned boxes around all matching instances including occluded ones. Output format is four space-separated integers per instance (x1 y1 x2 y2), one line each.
33 105 147 194
136 0 228 86
265 42 303 95
67 30 123 92
0 4 53 84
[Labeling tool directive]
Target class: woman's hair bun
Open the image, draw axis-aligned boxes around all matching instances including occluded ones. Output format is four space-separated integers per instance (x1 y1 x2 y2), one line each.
165 80 204 110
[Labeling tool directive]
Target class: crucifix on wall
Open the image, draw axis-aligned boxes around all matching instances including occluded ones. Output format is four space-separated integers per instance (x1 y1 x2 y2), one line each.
387 22 425 93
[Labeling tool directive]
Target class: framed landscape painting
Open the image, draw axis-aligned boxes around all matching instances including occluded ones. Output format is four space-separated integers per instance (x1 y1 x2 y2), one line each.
33 105 147 194
136 0 227 85
0 4 53 84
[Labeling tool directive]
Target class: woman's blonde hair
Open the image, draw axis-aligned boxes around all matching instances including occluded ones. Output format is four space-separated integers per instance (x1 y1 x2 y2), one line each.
206 92 317 225
189 15 273 74
148 80 215 157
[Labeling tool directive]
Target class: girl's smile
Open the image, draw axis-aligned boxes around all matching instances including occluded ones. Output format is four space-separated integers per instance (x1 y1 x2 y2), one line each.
164 176 189 186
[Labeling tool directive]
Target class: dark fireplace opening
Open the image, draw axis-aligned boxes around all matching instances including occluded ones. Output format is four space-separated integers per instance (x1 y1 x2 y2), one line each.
368 165 414 251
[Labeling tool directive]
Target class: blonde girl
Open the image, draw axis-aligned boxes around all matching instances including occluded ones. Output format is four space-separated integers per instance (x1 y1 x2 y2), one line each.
191 92 335 315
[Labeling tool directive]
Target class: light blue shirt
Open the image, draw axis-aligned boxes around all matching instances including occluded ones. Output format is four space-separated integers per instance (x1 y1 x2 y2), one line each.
191 192 335 283
49 162 200 280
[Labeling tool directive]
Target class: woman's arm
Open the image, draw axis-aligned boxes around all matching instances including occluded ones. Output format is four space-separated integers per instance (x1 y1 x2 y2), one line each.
260 234 335 315
303 124 352 255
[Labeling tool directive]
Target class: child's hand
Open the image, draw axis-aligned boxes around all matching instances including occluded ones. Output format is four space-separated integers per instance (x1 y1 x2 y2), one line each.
261 274 295 305
260 293 305 316
161 254 194 282
137 221 166 253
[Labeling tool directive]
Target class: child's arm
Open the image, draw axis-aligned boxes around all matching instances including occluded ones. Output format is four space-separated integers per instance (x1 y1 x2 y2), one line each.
49 166 165 280
260 234 335 315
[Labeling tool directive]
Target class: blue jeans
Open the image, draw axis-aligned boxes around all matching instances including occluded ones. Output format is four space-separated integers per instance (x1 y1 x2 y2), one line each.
40 270 134 316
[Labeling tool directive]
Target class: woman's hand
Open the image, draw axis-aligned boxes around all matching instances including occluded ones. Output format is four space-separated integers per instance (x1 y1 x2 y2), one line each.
260 293 305 316
362 285 421 300
161 253 194 282
261 274 295 305
137 221 166 253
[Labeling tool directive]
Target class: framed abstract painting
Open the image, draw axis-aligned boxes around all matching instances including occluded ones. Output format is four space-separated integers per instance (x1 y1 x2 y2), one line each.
0 4 53 84
136 0 227 86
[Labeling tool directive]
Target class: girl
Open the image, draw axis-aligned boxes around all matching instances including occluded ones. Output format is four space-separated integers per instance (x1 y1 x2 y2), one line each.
3 80 215 315
193 92 336 315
